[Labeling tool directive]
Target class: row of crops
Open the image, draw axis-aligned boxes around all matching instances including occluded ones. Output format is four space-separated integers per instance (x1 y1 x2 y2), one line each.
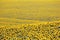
0 22 60 40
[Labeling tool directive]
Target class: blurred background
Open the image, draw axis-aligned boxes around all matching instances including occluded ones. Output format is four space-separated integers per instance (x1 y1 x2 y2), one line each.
0 0 60 21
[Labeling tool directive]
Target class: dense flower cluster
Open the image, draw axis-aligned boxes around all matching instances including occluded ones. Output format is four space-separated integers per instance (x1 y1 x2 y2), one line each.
0 22 60 40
